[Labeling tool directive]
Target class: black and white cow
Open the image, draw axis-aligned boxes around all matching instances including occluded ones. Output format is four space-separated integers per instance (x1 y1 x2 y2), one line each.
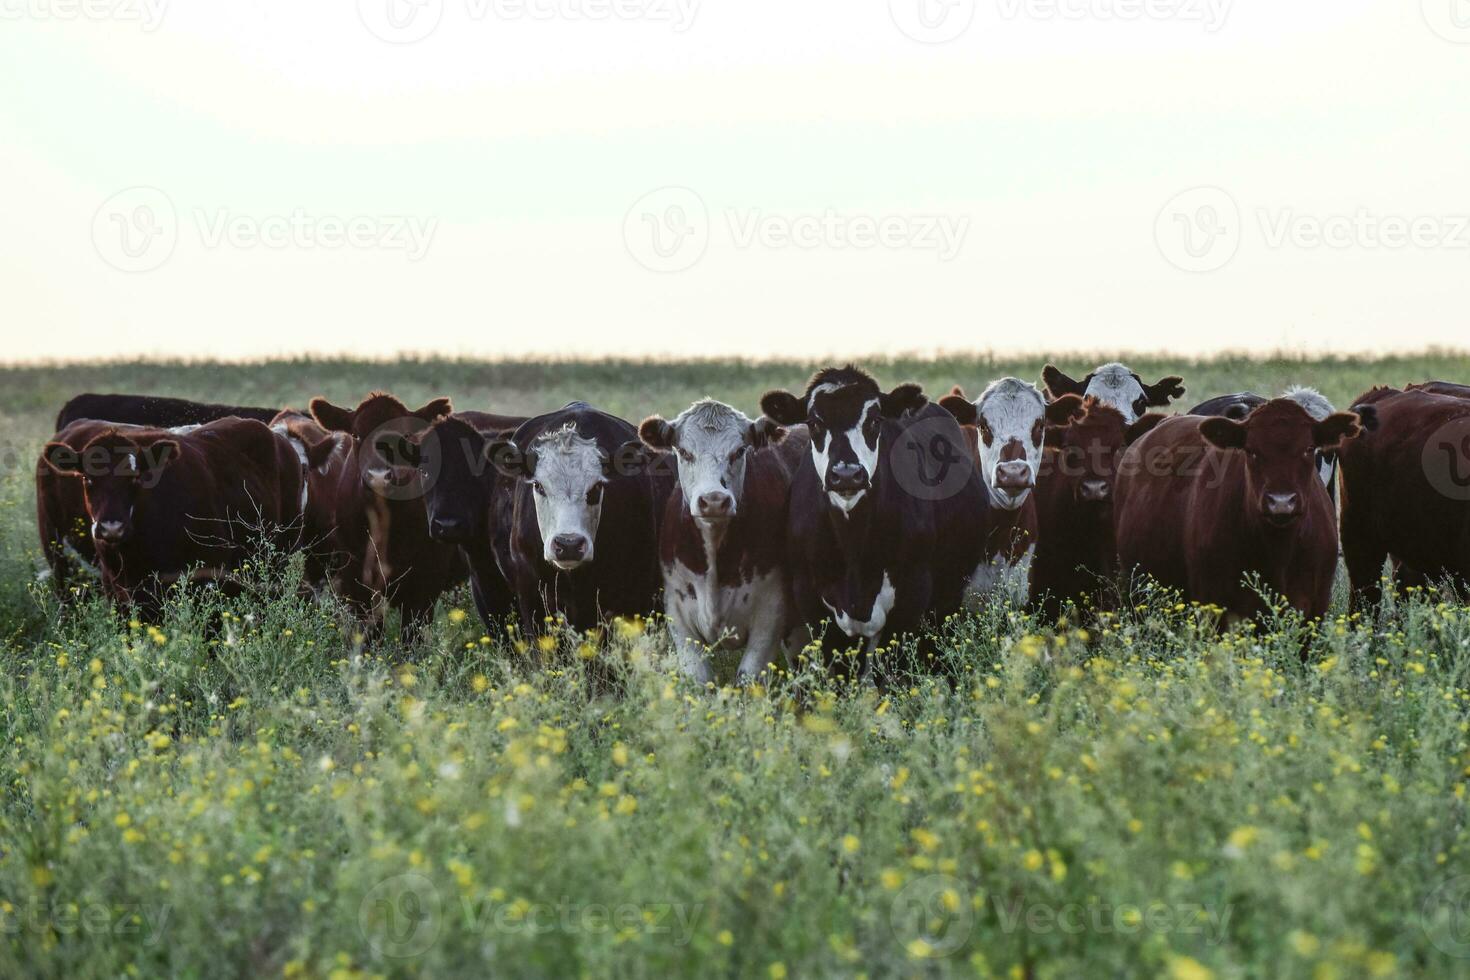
638 399 808 684
1042 362 1185 423
939 378 1081 605
487 403 670 632
761 367 987 679
1189 387 1341 496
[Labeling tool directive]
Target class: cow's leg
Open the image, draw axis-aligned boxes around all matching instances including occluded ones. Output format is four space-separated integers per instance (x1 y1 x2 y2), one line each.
1341 527 1389 614
668 612 715 686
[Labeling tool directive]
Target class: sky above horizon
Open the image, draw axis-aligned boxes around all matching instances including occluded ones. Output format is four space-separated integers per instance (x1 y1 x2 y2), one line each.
3 0 1469 363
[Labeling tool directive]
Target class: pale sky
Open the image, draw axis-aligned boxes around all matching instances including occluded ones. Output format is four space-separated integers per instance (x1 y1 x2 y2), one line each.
3 0 1469 362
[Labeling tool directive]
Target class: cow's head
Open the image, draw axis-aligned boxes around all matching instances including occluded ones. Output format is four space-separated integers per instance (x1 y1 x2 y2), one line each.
311 391 452 496
1043 362 1185 423
41 431 180 545
761 366 926 515
375 415 503 545
639 399 785 524
1281 386 1341 491
1200 398 1360 528
1046 398 1166 507
940 380 1081 511
488 424 634 571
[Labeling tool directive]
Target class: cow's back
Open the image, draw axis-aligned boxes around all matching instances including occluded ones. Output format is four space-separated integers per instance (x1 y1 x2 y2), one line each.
57 393 279 430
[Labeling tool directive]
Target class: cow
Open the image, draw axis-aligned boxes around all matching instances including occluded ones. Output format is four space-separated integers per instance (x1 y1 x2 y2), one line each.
1042 362 1185 423
760 366 987 681
378 410 528 630
938 379 1081 606
1028 397 1166 618
1189 387 1343 496
56 392 280 430
38 417 304 618
1115 399 1361 627
307 392 465 643
486 403 670 633
268 410 353 595
637 398 808 684
1338 386 1470 610
1408 380 1470 400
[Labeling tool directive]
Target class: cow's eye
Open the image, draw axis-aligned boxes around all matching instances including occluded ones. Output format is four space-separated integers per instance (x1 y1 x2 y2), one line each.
531 481 546 496
1031 421 1044 446
677 449 694 463
729 446 748 463
587 483 605 505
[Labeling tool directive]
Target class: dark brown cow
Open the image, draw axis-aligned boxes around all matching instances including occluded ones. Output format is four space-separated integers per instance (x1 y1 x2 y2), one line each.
1408 380 1470 400
1115 399 1360 625
1339 386 1470 609
1030 397 1165 618
56 392 280 430
269 410 353 595
308 392 466 642
39 418 304 617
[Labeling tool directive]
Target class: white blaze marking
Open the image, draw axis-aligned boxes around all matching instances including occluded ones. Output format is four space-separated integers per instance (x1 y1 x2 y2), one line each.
824 572 896 640
528 425 606 567
1084 363 1148 423
971 378 1047 510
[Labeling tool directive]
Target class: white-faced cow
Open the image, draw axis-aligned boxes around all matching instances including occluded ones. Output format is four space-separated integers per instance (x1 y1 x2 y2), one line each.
939 379 1083 606
1042 362 1185 424
761 367 987 681
638 399 808 684
487 403 671 632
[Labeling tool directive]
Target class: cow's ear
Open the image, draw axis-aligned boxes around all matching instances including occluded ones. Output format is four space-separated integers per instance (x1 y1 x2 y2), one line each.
638 416 676 452
1313 412 1362 450
305 433 342 470
1351 403 1379 432
879 383 927 418
948 384 967 399
487 439 534 479
1042 426 1067 449
1044 393 1084 426
938 394 977 426
759 390 806 426
310 397 355 433
1199 416 1247 450
1141 375 1186 407
749 416 786 449
1125 414 1168 446
1042 365 1086 398
412 397 453 423
374 431 421 468
42 442 82 477
610 440 652 477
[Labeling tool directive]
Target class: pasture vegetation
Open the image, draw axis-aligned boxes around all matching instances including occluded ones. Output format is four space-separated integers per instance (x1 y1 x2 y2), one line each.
0 353 1467 978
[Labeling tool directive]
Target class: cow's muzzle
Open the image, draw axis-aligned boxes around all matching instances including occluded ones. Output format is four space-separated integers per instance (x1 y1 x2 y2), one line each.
1078 478 1110 503
695 491 734 522
429 515 469 543
1262 492 1302 526
94 520 129 545
826 462 869 499
550 533 591 570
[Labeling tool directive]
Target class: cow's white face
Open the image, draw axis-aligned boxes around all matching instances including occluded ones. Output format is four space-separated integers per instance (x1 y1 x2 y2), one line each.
973 379 1048 510
1084 362 1150 423
655 401 764 523
808 384 882 515
526 426 607 570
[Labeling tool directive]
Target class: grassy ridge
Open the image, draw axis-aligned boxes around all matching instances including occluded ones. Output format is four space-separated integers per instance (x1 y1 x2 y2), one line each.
0 355 1468 978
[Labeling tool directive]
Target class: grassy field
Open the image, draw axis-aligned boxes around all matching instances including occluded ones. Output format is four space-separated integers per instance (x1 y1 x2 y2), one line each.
1 352 1468 978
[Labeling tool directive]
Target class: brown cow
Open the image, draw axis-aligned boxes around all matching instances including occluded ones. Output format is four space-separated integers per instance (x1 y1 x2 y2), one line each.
1339 386 1470 609
269 410 353 595
307 392 466 643
938 380 1081 606
1030 397 1166 618
1115 399 1360 625
39 418 304 618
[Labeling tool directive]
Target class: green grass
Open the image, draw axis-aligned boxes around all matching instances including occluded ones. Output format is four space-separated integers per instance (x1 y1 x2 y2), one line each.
1 353 1468 979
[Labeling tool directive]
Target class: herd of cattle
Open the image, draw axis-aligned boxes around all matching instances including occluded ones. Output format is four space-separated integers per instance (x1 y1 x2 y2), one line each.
34 364 1470 680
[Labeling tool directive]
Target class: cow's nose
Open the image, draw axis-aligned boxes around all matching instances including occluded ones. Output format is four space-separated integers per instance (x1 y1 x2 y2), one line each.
1264 492 1301 522
826 462 869 496
1079 479 1110 502
994 461 1032 492
551 533 589 564
430 516 465 542
95 521 128 544
696 491 734 519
